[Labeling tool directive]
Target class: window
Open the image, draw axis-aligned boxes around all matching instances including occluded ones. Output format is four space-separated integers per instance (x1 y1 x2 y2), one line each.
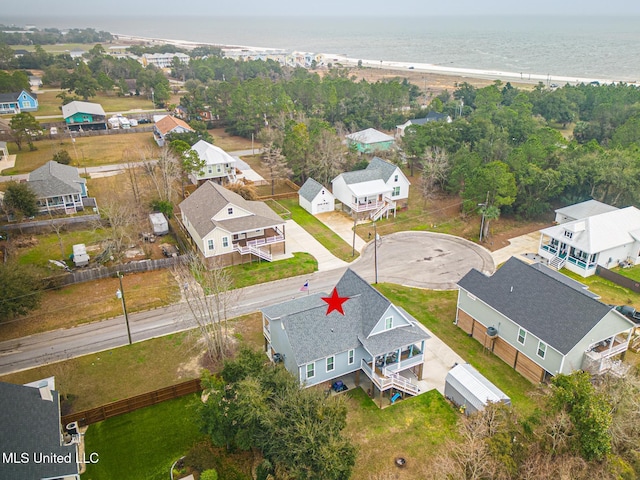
306 363 315 379
385 317 393 329
222 237 229 248
517 328 526 345
207 239 214 251
326 356 335 372
348 349 355 365
537 341 547 359
563 230 573 239
392 186 400 197
227 207 233 215
394 174 399 182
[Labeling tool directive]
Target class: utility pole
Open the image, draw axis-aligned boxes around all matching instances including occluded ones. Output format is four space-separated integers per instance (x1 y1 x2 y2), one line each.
116 271 132 345
478 191 489 243
352 215 357 257
374 222 379 284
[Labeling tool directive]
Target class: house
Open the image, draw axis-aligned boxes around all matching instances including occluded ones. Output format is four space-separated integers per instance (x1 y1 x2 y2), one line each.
553 199 618 224
298 178 334 215
346 128 395 153
189 140 237 184
27 160 89 214
331 157 410 220
539 206 640 276
153 115 194 147
0 90 38 114
262 268 430 405
456 257 636 382
396 111 453 137
28 75 43 89
62 101 107 131
179 181 286 266
444 363 511 415
0 379 80 479
141 52 190 68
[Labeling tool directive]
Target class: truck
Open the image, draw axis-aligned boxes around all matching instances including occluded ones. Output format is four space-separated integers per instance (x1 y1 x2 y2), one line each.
615 305 640 324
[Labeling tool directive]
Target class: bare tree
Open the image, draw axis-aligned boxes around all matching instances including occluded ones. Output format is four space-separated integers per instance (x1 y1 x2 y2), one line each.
141 145 181 204
420 146 450 203
261 141 292 196
97 193 139 255
310 129 345 187
175 254 236 363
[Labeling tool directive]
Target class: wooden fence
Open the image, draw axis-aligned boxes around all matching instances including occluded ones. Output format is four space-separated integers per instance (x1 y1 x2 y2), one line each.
62 378 202 427
596 266 640 293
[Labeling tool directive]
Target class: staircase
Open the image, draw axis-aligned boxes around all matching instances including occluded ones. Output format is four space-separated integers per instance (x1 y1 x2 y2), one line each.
234 244 272 261
360 360 419 397
370 198 395 221
549 255 566 270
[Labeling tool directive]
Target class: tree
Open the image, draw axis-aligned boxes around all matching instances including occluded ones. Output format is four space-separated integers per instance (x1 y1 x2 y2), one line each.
2 181 38 219
0 262 42 322
142 145 181 204
62 61 99 100
226 180 258 200
52 150 72 165
261 140 291 196
10 112 42 151
169 139 205 198
419 147 450 203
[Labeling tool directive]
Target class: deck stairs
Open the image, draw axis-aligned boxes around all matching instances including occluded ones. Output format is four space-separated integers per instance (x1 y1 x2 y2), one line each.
549 255 566 270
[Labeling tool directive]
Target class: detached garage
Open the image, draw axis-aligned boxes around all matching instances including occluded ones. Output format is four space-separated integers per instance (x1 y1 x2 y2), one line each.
444 363 510 415
298 178 334 215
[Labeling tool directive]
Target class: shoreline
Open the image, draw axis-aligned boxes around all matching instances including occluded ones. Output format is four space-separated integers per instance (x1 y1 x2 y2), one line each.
114 33 638 87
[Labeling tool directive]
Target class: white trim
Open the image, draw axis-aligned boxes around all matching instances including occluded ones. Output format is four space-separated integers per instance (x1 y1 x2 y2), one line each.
306 362 315 379
537 341 547 359
348 349 355 365
517 328 526 345
326 355 335 373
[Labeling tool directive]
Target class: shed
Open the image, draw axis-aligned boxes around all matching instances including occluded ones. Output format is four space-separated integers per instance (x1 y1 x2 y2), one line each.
444 363 510 415
72 244 90 267
298 178 334 215
149 212 169 235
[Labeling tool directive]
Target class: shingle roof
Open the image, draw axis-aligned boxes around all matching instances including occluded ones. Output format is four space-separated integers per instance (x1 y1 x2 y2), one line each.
457 257 618 354
555 199 618 221
191 140 236 167
298 178 327 202
0 90 36 103
27 160 85 198
0 382 78 479
61 100 105 118
334 157 404 189
529 262 600 299
179 181 282 238
346 128 394 145
263 269 429 365
155 115 194 135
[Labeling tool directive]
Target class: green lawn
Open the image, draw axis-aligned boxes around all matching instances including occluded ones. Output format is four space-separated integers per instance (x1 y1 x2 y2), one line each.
278 198 358 262
560 268 640 307
82 394 205 480
613 264 640 283
34 90 156 118
230 252 317 289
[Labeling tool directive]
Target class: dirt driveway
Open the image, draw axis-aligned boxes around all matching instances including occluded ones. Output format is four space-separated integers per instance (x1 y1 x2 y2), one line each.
351 231 495 290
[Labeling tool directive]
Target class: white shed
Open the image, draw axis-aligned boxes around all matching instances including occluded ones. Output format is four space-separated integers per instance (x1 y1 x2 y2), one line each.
72 244 90 267
444 363 510 415
149 212 169 235
298 178 334 215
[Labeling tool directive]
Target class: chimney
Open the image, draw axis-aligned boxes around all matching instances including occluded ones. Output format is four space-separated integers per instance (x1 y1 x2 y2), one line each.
38 380 53 402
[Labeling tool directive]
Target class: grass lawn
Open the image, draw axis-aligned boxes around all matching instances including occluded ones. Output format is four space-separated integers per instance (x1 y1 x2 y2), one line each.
230 252 317 289
612 264 640 283
345 388 458 479
82 394 205 480
278 198 358 262
560 268 640 306
376 284 538 415
33 90 157 118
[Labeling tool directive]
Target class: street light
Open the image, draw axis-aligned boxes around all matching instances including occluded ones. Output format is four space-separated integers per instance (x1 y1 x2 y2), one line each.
116 271 132 345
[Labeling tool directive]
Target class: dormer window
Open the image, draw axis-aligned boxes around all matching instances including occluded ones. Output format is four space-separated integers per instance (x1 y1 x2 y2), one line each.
228 207 233 215
563 230 573 239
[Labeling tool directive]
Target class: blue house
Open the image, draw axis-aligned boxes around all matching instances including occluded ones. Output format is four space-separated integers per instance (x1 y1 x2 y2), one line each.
0 90 38 114
262 269 429 406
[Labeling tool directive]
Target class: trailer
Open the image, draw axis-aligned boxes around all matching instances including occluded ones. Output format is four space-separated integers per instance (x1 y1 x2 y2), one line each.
445 363 510 415
149 212 169 236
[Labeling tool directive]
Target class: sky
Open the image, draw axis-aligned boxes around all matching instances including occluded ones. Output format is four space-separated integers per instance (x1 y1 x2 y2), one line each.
3 0 640 17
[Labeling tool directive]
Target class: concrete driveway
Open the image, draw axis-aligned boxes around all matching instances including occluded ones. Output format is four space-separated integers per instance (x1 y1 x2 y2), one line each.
351 231 495 289
281 219 349 272
491 231 541 266
315 211 367 253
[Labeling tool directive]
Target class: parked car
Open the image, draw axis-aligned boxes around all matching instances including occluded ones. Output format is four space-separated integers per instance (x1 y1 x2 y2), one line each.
138 118 152 124
615 305 640 323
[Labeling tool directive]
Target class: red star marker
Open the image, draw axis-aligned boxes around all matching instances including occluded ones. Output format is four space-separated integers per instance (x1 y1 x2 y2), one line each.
321 288 350 315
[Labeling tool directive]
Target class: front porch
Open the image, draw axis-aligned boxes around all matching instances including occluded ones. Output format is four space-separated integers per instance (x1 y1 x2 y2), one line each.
232 226 285 262
37 194 85 215
538 234 598 275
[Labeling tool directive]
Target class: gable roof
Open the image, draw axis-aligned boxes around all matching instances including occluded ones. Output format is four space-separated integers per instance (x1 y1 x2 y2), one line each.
155 115 194 136
179 181 282 237
0 90 36 103
457 257 626 354
190 140 237 167
541 206 640 253
263 269 429 365
529 262 600 299
346 128 394 145
28 160 85 198
0 381 78 479
555 199 618 221
61 100 105 118
298 178 328 202
333 157 407 191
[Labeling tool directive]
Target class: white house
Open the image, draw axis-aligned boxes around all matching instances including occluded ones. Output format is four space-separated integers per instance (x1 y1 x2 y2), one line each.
396 111 453 137
553 199 618 224
331 157 410 220
189 140 237 184
179 181 286 266
539 206 640 276
298 178 334 215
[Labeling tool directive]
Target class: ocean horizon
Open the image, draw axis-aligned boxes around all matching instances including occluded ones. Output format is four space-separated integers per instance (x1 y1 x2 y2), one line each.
3 14 640 83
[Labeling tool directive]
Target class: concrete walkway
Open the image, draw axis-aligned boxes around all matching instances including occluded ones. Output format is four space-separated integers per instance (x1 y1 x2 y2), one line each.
491 231 541 266
315 211 367 254
280 219 348 272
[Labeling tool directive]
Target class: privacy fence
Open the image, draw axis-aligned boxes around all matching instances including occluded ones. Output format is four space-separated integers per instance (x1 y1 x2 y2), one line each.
596 266 640 293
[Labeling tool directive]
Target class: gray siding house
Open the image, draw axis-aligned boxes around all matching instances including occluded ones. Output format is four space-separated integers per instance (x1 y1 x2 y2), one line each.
456 257 635 383
262 269 429 405
27 161 90 214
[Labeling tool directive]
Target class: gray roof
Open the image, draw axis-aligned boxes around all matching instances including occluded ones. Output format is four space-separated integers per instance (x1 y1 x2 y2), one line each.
61 100 106 118
298 178 327 202
338 157 399 185
263 269 429 365
27 160 85 198
529 262 600 299
0 382 79 479
346 128 394 144
445 364 510 409
457 257 615 354
179 181 283 238
0 90 36 103
555 199 618 221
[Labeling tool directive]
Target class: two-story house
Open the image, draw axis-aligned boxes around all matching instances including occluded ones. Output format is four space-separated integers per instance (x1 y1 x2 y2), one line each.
62 101 107 131
331 157 410 220
189 140 237 184
262 268 430 406
456 257 635 383
179 181 286 266
0 90 38 114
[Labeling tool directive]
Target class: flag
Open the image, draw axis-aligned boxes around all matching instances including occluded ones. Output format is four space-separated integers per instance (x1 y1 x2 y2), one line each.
299 280 309 292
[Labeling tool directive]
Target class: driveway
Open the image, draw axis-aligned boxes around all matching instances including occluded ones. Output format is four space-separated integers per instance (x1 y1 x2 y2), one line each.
315 211 367 253
491 231 541 266
351 231 495 289
281 219 349 272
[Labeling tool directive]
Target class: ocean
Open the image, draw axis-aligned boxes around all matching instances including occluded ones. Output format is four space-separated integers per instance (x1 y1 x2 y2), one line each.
3 15 640 82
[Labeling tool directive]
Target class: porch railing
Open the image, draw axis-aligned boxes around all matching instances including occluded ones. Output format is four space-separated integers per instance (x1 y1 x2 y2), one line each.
382 353 424 377
351 200 385 213
247 234 284 248
360 359 419 396
234 244 272 261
